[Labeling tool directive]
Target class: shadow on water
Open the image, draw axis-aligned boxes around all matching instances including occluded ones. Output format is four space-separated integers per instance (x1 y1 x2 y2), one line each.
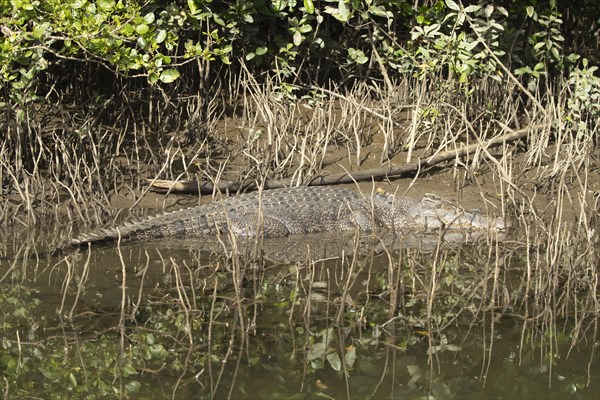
0 225 597 399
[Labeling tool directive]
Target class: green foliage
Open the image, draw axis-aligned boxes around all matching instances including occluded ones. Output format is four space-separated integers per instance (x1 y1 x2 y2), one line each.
401 1 510 83
0 0 597 106
566 58 600 120
0 286 199 398
1 0 186 105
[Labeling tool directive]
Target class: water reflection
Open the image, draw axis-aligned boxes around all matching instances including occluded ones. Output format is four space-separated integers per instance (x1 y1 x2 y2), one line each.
0 226 597 399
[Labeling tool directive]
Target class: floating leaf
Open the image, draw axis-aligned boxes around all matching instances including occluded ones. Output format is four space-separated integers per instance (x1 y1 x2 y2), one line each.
319 328 335 347
150 343 169 358
344 345 356 368
68 372 77 387
123 364 137 376
307 342 327 361
326 352 341 371
445 344 462 352
125 381 141 393
145 333 155 345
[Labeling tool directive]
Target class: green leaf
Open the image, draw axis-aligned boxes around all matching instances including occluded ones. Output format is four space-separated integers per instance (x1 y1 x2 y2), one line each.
514 67 530 76
68 372 77 387
125 381 141 393
463 5 481 13
149 344 169 358
445 344 462 352
159 69 180 83
337 0 350 22
1 354 16 371
491 22 504 31
143 12 155 24
326 352 341 371
136 24 149 35
187 0 197 15
348 48 368 64
121 24 134 36
33 22 49 39
445 0 460 11
148 71 159 84
304 0 314 14
72 0 87 9
123 364 137 376
219 54 231 64
299 24 312 33
307 342 327 361
369 5 392 18
97 0 115 10
256 47 268 55
156 29 167 44
484 5 493 18
145 333 155 345
293 30 302 46
213 15 225 26
344 345 356 368
271 0 287 12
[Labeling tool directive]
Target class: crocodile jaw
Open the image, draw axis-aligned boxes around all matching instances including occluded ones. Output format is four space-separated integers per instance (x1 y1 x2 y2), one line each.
375 191 506 233
412 194 506 232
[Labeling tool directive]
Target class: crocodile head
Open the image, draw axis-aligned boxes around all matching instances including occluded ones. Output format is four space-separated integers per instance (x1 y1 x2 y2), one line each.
415 193 506 232
374 190 506 233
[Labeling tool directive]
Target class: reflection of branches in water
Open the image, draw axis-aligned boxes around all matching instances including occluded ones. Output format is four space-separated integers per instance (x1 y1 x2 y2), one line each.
0 225 597 398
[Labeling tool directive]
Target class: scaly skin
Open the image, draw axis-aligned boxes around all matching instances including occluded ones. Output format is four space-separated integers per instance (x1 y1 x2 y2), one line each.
70 186 505 247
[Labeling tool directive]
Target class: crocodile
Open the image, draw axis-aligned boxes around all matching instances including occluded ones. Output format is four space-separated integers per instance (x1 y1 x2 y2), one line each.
69 186 505 249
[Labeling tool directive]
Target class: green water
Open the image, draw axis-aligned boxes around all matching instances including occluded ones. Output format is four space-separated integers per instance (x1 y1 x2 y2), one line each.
0 230 597 399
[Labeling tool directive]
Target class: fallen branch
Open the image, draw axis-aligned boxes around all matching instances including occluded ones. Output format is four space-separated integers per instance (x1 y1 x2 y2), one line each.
146 123 549 195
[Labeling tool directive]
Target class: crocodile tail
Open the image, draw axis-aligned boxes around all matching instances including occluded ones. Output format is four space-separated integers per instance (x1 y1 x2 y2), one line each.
70 225 132 247
68 217 167 248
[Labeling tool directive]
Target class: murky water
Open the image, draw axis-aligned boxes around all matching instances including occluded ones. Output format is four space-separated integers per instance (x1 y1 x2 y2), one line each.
0 227 597 399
